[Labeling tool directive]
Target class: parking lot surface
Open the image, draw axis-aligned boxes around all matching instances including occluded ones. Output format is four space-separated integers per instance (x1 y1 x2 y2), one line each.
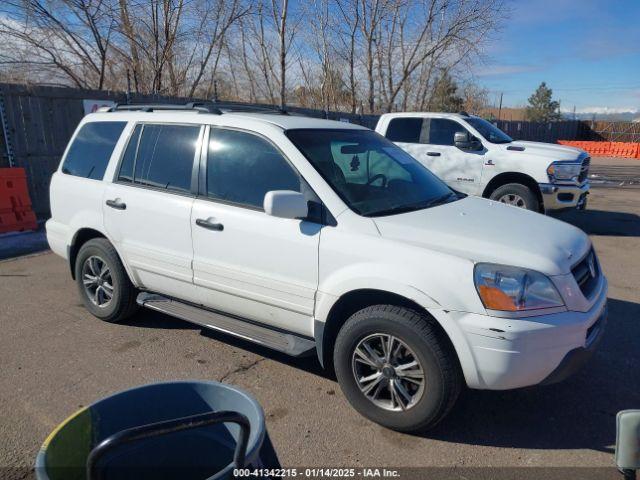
1 186 639 478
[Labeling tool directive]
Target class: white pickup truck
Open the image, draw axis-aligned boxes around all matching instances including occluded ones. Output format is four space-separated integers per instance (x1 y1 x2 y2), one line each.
375 112 590 213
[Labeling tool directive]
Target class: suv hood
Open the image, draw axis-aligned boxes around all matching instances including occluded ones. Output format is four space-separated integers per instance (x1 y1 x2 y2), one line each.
373 196 590 276
506 140 584 161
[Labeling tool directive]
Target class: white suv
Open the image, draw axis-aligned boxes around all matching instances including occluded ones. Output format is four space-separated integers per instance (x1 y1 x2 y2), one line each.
375 112 591 213
47 103 607 432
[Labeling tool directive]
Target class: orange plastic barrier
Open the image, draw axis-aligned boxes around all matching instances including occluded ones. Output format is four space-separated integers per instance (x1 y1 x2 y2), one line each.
557 140 640 159
0 167 38 234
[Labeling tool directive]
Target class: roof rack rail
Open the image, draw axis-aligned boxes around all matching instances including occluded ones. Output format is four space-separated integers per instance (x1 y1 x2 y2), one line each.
107 101 291 115
109 102 223 114
210 102 290 115
458 110 470 117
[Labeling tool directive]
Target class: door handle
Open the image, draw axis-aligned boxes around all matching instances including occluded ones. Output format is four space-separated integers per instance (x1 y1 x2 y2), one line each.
106 199 126 210
196 218 224 231
426 152 441 157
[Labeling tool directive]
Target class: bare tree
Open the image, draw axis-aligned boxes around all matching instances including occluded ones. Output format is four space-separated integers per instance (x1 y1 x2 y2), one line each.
462 81 489 114
274 0 288 109
358 0 390 113
0 0 507 113
0 0 116 89
334 0 360 113
374 0 505 113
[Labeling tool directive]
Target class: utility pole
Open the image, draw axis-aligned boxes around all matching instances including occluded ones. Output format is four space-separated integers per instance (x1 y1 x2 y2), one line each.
572 105 576 121
497 92 503 120
558 99 561 119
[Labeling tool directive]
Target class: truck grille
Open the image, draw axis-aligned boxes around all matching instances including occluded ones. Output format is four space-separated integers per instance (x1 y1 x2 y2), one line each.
572 249 599 298
578 156 590 183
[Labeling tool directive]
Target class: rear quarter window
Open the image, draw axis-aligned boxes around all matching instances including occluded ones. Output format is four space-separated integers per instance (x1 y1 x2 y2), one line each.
385 118 424 143
61 121 127 180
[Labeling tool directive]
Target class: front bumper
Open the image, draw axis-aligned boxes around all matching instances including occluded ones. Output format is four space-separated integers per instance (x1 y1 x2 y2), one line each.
539 304 606 385
539 182 590 212
440 277 607 390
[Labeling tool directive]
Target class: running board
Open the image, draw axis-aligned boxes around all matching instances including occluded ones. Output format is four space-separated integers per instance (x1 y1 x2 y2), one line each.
136 293 316 357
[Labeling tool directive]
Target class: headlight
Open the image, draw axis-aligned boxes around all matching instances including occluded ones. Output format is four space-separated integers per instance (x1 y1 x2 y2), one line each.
474 263 564 312
547 162 581 182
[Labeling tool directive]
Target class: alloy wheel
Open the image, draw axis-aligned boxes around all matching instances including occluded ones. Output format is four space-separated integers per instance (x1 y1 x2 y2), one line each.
351 333 425 412
82 255 114 308
498 193 526 208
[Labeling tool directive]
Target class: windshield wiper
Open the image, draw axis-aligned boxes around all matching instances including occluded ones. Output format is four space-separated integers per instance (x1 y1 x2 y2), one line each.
365 193 458 217
423 192 459 207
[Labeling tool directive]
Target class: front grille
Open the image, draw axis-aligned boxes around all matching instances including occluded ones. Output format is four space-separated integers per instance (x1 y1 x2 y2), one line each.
578 156 590 183
571 248 599 298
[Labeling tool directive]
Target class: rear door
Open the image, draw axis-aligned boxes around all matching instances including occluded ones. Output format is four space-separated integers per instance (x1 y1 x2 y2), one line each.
190 127 321 336
103 122 203 302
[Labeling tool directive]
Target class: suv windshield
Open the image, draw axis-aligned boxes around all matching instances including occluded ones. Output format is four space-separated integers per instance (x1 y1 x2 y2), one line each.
466 117 512 144
286 129 459 217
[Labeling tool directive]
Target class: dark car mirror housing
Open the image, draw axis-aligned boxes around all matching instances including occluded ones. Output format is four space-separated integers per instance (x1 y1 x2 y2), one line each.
454 131 483 151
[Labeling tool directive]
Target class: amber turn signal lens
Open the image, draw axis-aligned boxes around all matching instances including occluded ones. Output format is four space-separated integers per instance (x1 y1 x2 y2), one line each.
478 285 518 311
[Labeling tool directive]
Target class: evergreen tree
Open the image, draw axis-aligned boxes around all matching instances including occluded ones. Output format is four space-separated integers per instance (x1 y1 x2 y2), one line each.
430 71 464 113
525 82 561 122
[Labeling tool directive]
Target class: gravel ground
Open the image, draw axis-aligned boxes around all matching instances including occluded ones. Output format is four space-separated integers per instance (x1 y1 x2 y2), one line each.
0 187 639 479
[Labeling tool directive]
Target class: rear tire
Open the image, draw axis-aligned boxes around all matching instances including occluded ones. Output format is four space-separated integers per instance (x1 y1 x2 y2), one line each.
490 183 539 212
333 305 462 432
74 238 139 323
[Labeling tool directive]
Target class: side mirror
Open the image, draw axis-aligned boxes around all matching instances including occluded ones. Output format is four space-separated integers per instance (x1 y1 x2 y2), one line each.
454 131 482 151
264 190 308 220
616 410 640 479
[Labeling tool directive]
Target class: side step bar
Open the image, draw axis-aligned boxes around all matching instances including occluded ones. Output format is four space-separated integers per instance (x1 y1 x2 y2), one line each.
137 293 316 357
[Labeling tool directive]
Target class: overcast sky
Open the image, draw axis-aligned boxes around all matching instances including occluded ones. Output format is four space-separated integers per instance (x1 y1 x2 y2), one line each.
474 0 640 113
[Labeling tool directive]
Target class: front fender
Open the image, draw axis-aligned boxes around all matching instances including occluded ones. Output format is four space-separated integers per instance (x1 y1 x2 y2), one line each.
316 232 484 321
315 273 442 324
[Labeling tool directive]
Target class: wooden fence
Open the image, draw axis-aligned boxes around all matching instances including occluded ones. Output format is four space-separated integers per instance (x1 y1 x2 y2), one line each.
0 82 637 218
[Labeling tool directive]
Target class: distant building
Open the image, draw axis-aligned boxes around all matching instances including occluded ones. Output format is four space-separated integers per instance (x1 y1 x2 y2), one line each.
478 107 528 121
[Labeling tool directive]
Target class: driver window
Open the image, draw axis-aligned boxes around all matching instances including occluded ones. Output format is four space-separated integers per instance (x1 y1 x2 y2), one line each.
207 128 301 209
426 119 469 146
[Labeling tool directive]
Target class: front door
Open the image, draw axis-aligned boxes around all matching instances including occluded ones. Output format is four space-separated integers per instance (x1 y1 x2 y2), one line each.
103 122 203 302
191 127 321 337
419 118 485 195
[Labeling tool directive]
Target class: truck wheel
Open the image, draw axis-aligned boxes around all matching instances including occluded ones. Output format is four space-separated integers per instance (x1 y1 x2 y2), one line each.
490 183 539 211
74 238 139 323
333 305 462 432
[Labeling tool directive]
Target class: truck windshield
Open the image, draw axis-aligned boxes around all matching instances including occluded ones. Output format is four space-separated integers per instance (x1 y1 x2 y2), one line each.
286 129 459 217
466 117 513 144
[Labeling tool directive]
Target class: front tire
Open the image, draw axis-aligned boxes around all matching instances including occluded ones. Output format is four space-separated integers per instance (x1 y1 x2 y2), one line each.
490 183 539 212
74 238 139 323
333 305 462 432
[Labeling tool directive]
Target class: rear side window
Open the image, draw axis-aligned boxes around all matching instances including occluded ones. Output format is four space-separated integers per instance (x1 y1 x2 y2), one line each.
61 122 126 179
385 118 424 143
206 128 301 209
117 124 200 194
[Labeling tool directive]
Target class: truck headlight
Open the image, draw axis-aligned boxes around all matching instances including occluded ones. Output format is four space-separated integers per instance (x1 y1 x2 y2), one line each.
547 162 581 182
474 263 564 312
